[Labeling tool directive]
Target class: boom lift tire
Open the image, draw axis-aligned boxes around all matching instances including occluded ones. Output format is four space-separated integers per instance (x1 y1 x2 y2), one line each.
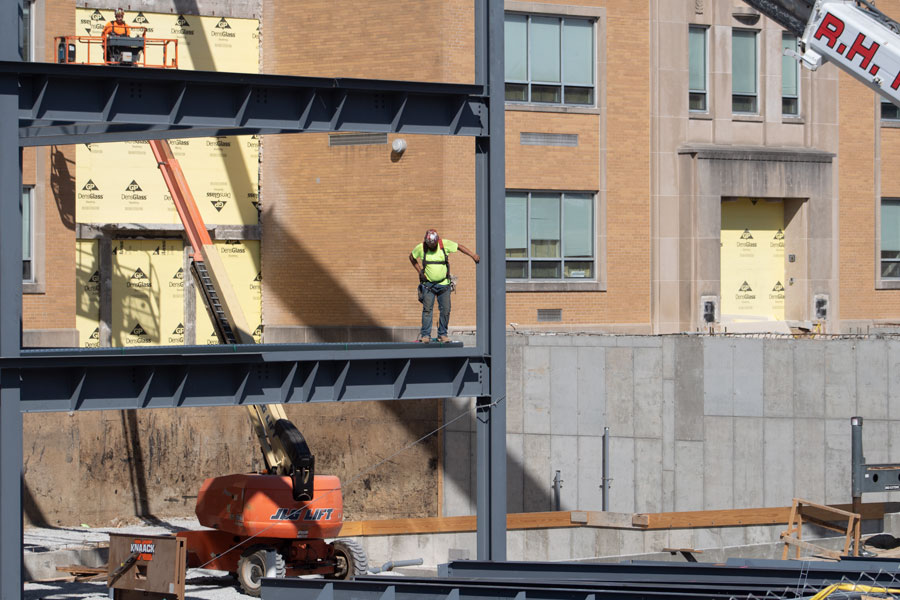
236 545 286 597
327 538 368 579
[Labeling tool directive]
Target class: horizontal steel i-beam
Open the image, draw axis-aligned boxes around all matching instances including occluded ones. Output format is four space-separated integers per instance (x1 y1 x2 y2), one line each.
4 344 488 411
4 61 488 146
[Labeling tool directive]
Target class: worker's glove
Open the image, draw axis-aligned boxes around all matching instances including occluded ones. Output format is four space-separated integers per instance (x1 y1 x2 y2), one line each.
419 272 427 282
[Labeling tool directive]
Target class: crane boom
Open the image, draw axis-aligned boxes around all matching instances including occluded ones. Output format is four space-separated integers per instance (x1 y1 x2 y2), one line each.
747 0 900 107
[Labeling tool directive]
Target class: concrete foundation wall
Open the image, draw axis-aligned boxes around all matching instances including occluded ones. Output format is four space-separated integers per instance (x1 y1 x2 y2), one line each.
445 333 900 518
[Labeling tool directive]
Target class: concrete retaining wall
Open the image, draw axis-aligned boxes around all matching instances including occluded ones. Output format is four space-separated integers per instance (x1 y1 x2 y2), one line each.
444 334 900 522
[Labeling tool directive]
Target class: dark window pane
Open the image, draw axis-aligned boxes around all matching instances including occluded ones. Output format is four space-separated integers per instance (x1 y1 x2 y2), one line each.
531 261 561 279
564 86 593 105
733 94 757 113
531 85 561 103
782 97 798 116
565 261 592 278
882 261 900 278
881 250 900 259
883 101 900 121
689 92 707 112
506 261 528 279
23 261 31 281
506 83 528 102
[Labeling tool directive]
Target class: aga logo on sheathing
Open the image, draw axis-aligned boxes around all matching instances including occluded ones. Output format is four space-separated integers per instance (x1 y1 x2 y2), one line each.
737 228 757 248
736 281 756 301
84 271 101 294
79 180 103 201
130 323 149 337
128 268 152 288
169 323 185 344
90 9 105 22
132 12 149 24
769 281 785 301
172 15 193 35
170 267 184 289
130 539 155 561
212 17 236 39
122 181 147 202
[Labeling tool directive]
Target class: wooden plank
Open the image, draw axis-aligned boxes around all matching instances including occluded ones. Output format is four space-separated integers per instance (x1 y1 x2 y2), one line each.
56 565 107 575
781 535 842 560
644 502 883 530
336 502 886 538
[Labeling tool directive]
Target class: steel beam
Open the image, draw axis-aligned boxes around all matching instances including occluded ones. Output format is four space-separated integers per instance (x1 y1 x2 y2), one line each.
10 61 488 145
10 347 488 412
474 0 506 562
438 559 900 587
0 3 22 600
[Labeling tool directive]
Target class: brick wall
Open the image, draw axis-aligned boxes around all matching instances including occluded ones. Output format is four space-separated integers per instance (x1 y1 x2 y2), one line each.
838 0 900 322
22 0 77 331
262 0 651 331
261 1 476 331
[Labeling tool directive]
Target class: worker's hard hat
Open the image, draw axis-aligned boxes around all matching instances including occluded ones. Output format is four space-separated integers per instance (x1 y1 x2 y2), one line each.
424 229 439 245
115 7 124 16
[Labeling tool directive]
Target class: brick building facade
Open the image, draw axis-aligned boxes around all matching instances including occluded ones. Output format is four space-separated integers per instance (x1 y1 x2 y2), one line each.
20 0 900 342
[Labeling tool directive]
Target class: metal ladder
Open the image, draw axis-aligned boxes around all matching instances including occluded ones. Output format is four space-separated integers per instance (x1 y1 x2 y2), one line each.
191 260 237 345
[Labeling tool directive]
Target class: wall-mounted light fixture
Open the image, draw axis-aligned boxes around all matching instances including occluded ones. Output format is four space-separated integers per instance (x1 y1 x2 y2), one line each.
391 138 407 155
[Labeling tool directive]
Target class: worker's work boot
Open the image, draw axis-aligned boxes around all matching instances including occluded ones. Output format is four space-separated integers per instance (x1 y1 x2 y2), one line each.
417 335 431 343
437 335 451 343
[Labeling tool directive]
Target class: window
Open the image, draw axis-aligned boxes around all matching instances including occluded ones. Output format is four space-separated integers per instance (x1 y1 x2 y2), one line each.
732 29 758 114
505 13 595 106
689 26 708 112
506 191 594 280
21 0 34 61
782 33 799 115
882 199 900 279
22 186 33 282
882 99 900 121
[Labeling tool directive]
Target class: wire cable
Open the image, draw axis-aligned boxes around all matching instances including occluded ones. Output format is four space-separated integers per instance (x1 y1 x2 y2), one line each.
192 397 502 571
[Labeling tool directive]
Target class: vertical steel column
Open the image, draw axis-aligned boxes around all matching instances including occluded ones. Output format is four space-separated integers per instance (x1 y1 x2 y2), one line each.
0 2 23 599
474 0 507 560
851 416 864 514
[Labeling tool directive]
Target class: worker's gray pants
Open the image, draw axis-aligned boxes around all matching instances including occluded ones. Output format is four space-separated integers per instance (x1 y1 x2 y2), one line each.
419 282 451 338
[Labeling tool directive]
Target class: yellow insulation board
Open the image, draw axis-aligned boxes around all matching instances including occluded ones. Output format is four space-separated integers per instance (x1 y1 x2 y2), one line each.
76 136 260 226
75 239 101 348
111 239 184 347
720 198 786 321
74 8 260 227
75 9 259 73
196 241 262 344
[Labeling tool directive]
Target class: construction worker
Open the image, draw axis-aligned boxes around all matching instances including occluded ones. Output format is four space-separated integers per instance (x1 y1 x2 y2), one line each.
409 229 479 343
101 8 131 62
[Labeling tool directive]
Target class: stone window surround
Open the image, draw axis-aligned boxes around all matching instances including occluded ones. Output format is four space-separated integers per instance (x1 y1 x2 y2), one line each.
504 1 605 116
687 12 808 125
676 145 835 330
505 189 606 292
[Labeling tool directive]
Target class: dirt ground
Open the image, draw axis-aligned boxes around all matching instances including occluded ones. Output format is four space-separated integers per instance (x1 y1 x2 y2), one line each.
23 399 442 527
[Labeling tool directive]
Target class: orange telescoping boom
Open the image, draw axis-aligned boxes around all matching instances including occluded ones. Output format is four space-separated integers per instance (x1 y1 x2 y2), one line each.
147 139 255 345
